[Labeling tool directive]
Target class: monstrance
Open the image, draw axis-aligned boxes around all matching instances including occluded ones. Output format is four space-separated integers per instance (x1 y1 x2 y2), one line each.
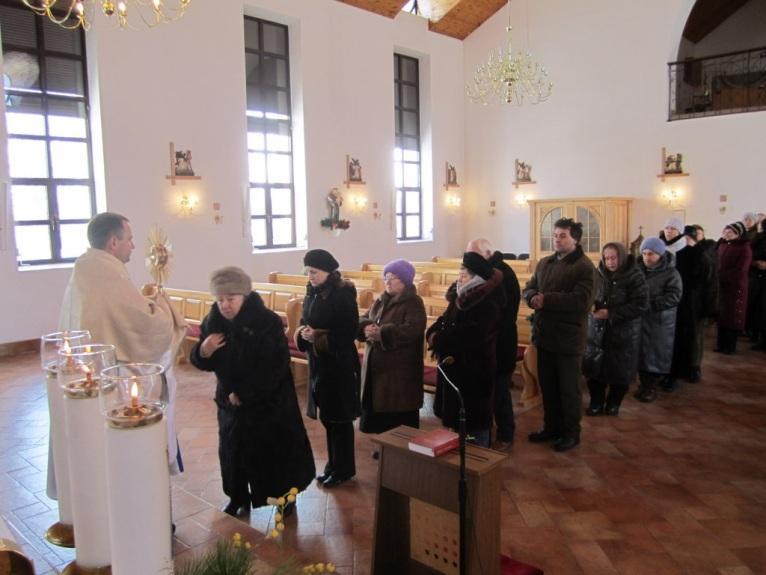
145 226 172 287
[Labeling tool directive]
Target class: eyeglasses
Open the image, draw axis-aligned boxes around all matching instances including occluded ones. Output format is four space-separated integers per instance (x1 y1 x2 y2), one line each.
383 274 400 283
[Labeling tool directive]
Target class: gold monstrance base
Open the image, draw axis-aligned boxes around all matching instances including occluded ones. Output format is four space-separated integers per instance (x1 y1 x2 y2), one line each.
44 521 75 548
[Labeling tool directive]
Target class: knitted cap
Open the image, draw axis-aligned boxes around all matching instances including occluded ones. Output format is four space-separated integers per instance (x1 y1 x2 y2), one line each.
210 266 251 296
640 236 666 256
383 259 416 286
683 225 697 238
664 217 684 232
461 252 493 280
726 221 746 237
303 249 339 272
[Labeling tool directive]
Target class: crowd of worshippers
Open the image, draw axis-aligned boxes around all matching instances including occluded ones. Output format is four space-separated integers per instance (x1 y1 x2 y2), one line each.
60 211 766 519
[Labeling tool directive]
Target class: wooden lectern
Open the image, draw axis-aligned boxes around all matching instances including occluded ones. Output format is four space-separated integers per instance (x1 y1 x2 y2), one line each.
371 426 508 575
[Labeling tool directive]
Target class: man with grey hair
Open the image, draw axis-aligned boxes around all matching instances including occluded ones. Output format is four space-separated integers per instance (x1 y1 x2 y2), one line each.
58 212 186 475
466 238 520 449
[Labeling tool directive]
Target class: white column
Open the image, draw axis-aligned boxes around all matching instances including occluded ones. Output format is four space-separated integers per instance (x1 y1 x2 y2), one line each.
44 367 75 548
64 393 111 570
106 417 172 575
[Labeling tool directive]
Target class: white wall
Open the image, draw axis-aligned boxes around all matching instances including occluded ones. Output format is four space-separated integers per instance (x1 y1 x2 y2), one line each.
0 0 465 344
463 0 766 254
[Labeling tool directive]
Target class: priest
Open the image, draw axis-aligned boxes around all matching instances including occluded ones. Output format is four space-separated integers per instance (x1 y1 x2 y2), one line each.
55 212 186 496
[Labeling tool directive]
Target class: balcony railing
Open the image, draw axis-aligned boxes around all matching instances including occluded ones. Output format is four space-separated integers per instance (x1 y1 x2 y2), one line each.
668 46 766 120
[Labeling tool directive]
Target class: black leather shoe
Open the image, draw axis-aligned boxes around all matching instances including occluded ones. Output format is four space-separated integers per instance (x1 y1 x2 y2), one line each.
316 472 332 483
528 429 560 443
688 367 701 383
604 405 619 416
322 473 354 488
659 377 677 392
222 500 250 516
553 436 580 452
585 405 604 416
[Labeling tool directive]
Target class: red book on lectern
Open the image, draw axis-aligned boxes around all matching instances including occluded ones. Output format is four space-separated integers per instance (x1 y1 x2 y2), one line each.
408 428 459 457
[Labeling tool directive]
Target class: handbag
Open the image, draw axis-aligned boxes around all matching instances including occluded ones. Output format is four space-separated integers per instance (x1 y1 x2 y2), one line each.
581 314 606 379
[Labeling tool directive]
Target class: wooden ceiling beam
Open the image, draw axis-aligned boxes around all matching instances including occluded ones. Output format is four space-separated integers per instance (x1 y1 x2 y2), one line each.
428 0 507 40
335 0 409 19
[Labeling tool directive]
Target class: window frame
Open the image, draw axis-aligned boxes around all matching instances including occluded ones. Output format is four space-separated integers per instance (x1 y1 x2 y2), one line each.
394 53 422 241
244 15 297 251
1 0 96 267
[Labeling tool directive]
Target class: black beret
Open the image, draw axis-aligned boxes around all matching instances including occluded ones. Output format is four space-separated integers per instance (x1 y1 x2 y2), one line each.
461 252 493 280
303 249 339 272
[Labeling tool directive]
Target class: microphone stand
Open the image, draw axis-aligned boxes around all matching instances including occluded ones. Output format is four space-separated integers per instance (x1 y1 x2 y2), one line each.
437 358 467 575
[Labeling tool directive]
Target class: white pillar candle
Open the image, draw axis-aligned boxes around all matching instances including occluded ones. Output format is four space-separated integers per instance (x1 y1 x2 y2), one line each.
44 367 75 547
106 416 172 575
64 392 111 569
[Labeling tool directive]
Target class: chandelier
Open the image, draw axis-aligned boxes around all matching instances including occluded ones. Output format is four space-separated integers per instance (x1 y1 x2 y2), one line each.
466 0 552 105
21 0 191 30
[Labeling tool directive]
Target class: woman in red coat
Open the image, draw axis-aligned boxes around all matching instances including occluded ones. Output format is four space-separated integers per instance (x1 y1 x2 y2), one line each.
716 221 753 354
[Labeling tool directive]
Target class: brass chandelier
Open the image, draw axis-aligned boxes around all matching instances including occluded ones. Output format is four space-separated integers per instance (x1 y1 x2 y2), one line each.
21 0 191 30
466 0 552 106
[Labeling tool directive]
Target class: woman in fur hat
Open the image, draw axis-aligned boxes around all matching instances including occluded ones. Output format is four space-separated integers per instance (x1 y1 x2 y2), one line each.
426 252 506 447
190 266 315 516
716 222 753 354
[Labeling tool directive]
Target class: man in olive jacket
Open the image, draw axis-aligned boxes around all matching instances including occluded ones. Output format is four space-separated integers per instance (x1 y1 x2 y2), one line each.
523 218 596 452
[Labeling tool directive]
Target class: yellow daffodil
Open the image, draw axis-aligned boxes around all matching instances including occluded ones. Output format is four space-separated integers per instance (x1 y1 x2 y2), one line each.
326 563 336 573
277 522 285 531
269 529 279 538
289 487 299 495
315 563 325 572
232 532 242 541
275 512 283 522
277 497 286 506
245 542 252 550
287 494 296 503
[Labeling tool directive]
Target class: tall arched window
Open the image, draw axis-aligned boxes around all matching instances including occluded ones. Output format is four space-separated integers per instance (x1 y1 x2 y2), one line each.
539 207 562 253
576 206 601 253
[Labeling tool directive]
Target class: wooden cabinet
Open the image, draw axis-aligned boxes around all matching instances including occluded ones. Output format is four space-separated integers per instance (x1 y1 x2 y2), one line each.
528 197 632 263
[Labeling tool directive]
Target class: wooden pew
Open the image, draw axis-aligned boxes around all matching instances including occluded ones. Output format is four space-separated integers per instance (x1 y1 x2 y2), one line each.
266 272 377 310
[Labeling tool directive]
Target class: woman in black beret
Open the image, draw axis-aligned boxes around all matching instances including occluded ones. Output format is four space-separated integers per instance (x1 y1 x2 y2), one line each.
295 249 361 487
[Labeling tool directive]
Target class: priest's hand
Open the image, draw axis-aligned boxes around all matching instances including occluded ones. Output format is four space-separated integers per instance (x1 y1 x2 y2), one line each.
141 283 159 299
228 392 241 407
200 333 226 358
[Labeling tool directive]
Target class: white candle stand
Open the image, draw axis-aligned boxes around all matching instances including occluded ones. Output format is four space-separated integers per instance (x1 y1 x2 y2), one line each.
40 330 90 548
100 363 173 575
58 345 116 575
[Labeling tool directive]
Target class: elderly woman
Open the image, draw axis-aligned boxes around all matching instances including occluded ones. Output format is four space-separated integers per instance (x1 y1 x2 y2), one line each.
426 252 505 447
190 267 315 516
358 259 426 436
583 243 648 416
295 249 360 488
660 217 686 255
716 221 753 354
634 238 683 403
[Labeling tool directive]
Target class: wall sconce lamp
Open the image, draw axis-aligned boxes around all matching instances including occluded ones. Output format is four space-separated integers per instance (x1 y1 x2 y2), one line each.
349 192 368 213
179 194 199 216
515 193 529 207
445 192 461 210
660 188 682 207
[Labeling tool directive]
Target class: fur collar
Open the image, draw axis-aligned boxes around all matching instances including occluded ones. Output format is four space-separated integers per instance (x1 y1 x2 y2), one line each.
206 291 267 335
452 268 502 311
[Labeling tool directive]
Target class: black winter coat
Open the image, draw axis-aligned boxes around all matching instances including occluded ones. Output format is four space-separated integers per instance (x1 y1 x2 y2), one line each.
638 253 682 374
190 292 315 506
522 245 596 355
751 233 766 332
671 243 718 376
489 251 521 374
296 272 361 423
427 270 505 430
583 256 649 386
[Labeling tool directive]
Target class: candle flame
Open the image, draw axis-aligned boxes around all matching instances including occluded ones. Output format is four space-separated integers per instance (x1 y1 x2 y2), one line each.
82 365 91 375
130 382 139 399
85 345 92 352
62 340 72 355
